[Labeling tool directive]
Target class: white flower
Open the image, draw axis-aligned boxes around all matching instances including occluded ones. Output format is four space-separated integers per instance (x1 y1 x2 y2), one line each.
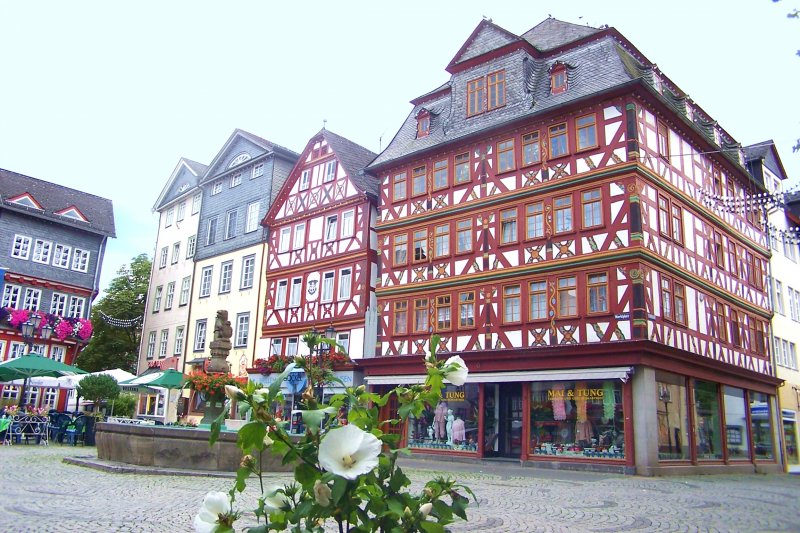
193 491 230 533
318 424 381 480
224 385 244 400
420 502 433 518
443 355 469 386
263 435 274 447
314 479 332 506
263 485 290 510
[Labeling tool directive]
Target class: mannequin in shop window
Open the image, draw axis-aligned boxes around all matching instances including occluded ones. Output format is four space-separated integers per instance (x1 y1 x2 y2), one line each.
452 415 466 444
433 402 448 440
446 409 455 445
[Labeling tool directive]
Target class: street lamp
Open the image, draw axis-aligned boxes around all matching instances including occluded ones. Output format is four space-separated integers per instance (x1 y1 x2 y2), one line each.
310 325 336 403
18 314 53 406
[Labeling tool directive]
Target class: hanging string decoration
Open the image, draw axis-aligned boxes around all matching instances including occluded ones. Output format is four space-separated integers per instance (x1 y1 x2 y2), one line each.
98 311 143 328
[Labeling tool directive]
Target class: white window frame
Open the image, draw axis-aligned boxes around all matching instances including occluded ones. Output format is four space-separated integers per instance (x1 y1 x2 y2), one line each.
2 284 21 308
279 227 291 253
235 313 250 347
159 247 168 268
206 217 218 246
341 209 355 238
171 242 180 264
159 329 169 358
287 337 299 356
293 223 306 250
53 243 71 269
336 332 350 355
174 326 185 355
199 266 213 297
49 345 65 363
219 261 233 294
180 276 191 306
299 170 311 191
245 202 260 233
9 342 26 359
72 248 90 272
338 268 352 300
177 201 186 221
270 338 283 356
321 271 335 303
289 277 302 307
23 288 41 311
230 172 242 188
32 239 52 264
212 180 222 195
68 296 85 318
165 207 175 227
225 210 237 240
275 280 288 308
192 192 202 214
50 292 67 316
153 286 163 313
252 164 264 179
164 282 175 310
11 235 31 259
187 235 196 258
325 215 338 242
324 161 337 183
194 320 207 351
241 255 255 290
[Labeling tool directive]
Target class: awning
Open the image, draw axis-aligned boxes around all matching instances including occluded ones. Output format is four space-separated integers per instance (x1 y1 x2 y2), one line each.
364 366 635 386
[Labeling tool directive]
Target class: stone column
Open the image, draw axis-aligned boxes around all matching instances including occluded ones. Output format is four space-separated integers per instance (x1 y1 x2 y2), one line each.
632 366 659 475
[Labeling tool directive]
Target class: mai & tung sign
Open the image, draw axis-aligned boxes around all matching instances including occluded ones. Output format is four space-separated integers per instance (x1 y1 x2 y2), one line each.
547 388 605 399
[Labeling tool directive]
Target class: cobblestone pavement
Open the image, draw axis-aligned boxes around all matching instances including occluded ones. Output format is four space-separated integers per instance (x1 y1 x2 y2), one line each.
0 446 799 532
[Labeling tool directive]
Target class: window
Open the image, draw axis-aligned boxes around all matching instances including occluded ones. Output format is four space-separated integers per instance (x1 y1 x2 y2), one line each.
206 217 218 245
554 195 573 233
393 172 407 201
279 227 291 253
730 309 742 347
158 246 168 269
775 280 785 315
50 292 67 315
245 202 260 233
674 283 686 325
293 223 306 250
177 201 186 221
225 210 238 239
500 208 517 244
582 189 602 228
187 235 196 258
235 313 250 347
434 224 450 258
671 204 684 244
50 346 65 364
165 282 175 310
412 165 426 196
336 332 350 355
413 230 427 262
455 152 470 184
287 337 299 357
32 240 52 264
324 161 337 183
147 332 156 358
657 121 670 159
159 330 169 358
241 255 255 289
459 291 475 328
322 271 335 302
275 280 288 308
497 139 515 173
523 132 541 166
416 112 430 138
414 298 429 333
503 285 521 323
658 196 670 238
393 234 408 266
752 256 764 290
551 65 567 94
660 277 673 321
199 266 213 297
192 192 202 214
432 159 448 190
212 180 222 195
53 244 71 268
338 268 352 300
718 304 729 344
576 114 597 151
180 276 191 306
587 273 608 314
341 210 354 238
289 277 302 307
165 207 174 227
2 284 20 308
270 338 283 356
784 237 797 262
713 232 724 268
153 286 163 312
728 242 740 278
436 295 451 331
194 320 207 351
174 326 185 355
9 343 25 359
299 170 310 191
529 281 547 320
230 173 242 188
467 77 486 116
753 319 766 355
325 215 338 242
521 202 544 240
558 276 577 317
22 288 40 311
485 69 506 109
549 123 568 158
219 261 233 293
456 219 472 253
68 296 85 318
11 235 31 259
171 242 180 264
394 301 408 335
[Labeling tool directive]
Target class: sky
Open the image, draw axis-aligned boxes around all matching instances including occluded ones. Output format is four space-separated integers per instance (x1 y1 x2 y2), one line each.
2 1 799 297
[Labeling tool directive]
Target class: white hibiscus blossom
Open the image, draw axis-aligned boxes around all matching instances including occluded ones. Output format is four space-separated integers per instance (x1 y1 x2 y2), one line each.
443 355 469 386
193 491 231 533
318 425 381 480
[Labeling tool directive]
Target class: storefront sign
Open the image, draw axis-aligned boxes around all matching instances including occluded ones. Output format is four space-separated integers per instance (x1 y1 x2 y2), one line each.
547 388 605 399
444 390 465 401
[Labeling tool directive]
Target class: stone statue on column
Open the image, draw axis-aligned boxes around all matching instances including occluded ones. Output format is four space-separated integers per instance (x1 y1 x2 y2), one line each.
208 310 232 373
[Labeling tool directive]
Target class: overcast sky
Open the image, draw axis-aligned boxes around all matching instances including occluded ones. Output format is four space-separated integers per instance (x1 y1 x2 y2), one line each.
2 1 798 297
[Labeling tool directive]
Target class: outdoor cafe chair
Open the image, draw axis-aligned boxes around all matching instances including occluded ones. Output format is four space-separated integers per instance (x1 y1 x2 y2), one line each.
66 415 88 446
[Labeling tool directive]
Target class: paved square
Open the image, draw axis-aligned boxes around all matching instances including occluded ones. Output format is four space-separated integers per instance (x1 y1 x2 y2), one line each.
0 446 798 532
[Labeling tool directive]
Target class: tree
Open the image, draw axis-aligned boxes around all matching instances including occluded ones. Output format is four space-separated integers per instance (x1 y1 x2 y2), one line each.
75 254 151 372
76 374 121 412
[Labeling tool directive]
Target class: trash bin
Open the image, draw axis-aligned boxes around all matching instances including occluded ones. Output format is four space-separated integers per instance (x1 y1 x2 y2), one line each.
83 417 96 446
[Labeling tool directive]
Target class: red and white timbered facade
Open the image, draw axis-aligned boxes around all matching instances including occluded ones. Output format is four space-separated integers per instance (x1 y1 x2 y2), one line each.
261 130 379 360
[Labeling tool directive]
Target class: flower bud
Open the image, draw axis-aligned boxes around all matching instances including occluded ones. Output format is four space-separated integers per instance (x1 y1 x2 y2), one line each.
313 479 332 507
423 488 434 498
240 454 254 468
263 435 274 447
225 385 244 400
419 502 433 518
403 506 412 518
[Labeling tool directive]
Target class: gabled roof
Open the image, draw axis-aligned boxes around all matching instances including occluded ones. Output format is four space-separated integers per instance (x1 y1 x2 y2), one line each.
448 19 521 70
153 157 207 212
744 141 789 182
521 17 603 51
0 168 115 237
202 129 299 181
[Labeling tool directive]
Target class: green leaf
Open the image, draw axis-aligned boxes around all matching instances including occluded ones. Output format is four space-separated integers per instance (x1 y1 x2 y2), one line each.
268 362 296 397
302 406 336 435
235 466 250 492
385 496 405 517
330 475 348 505
208 406 227 446
294 462 319 488
420 521 445 533
237 421 267 452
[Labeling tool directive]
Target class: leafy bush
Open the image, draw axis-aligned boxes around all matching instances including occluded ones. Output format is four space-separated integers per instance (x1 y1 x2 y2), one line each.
110 392 137 418
76 374 120 411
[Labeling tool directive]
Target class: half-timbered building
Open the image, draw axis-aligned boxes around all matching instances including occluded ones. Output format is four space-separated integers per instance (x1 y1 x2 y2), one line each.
364 18 782 475
256 129 377 403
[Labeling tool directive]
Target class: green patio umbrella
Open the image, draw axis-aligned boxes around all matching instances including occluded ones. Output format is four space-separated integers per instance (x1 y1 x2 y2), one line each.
119 369 186 390
0 354 87 406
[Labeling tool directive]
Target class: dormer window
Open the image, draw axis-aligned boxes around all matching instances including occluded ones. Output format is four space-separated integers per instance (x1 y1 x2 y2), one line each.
550 63 568 95
416 110 430 138
466 69 506 117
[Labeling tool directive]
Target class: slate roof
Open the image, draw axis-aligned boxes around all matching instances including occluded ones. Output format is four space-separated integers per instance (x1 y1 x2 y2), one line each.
521 18 602 51
321 129 379 198
153 157 207 211
0 167 116 237
744 141 789 183
202 129 300 183
183 158 208 177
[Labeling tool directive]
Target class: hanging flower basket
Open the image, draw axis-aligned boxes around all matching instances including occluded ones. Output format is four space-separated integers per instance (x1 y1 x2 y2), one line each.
1 307 93 342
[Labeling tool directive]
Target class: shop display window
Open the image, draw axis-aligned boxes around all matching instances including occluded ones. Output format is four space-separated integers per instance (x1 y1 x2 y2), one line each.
693 380 723 460
723 386 751 460
749 392 774 460
656 372 690 460
406 384 479 452
784 418 798 465
529 380 625 459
